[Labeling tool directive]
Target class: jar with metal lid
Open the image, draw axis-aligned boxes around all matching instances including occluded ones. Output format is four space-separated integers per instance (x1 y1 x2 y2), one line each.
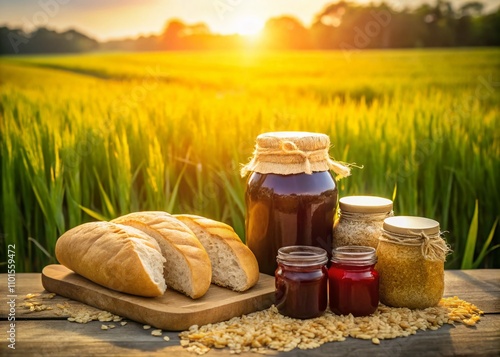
376 216 451 309
329 246 379 316
333 195 393 249
275 246 328 319
241 131 351 275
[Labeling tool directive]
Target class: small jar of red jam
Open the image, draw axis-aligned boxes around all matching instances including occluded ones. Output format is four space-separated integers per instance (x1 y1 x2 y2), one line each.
275 246 328 319
241 132 351 275
329 246 379 317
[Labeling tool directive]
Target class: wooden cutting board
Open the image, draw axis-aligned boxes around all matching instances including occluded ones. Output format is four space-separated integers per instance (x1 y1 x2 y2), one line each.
42 264 275 331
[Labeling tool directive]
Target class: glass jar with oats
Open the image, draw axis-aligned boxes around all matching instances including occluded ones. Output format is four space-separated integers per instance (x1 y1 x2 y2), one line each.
333 196 393 249
376 216 450 309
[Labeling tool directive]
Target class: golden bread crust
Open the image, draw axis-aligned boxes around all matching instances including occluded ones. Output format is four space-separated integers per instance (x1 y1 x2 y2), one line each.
55 221 166 297
175 214 260 291
112 211 212 298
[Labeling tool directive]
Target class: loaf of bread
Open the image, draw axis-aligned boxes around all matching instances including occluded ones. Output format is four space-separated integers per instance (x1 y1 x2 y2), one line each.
175 214 259 292
112 211 212 299
55 221 166 297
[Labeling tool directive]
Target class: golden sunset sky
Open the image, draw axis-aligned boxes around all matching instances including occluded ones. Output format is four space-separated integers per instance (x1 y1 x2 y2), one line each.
0 0 499 41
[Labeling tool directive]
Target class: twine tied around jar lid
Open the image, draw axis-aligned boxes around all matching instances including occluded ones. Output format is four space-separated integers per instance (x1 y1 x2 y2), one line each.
240 131 353 178
341 210 394 222
379 216 452 262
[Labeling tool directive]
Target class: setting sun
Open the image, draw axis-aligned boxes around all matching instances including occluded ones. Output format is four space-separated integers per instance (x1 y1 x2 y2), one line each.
230 15 265 36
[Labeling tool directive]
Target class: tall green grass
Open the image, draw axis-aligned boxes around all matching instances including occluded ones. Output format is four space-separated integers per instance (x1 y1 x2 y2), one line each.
0 49 498 272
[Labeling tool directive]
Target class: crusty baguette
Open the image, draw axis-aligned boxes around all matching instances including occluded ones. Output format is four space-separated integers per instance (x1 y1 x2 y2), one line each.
55 221 166 297
112 211 212 299
174 214 259 292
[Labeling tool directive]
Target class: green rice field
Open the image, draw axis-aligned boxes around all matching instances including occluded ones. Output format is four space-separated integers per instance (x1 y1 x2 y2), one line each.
0 48 499 272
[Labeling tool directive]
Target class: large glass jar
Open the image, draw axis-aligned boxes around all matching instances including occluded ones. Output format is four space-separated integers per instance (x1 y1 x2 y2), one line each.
275 246 328 319
242 132 350 275
329 246 379 317
333 195 393 249
376 216 450 309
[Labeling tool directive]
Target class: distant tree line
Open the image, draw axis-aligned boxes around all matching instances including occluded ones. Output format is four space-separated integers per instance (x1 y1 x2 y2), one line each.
304 0 500 49
1 1 499 55
0 27 98 54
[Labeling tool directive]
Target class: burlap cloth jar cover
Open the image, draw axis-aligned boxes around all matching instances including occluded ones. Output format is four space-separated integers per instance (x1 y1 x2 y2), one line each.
240 131 351 178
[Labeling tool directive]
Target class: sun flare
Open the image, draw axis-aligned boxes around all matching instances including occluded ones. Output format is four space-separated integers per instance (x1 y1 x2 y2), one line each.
230 15 265 36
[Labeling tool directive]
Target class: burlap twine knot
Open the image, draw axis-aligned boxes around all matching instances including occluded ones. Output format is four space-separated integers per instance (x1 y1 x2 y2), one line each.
277 140 322 174
379 229 451 262
240 138 352 178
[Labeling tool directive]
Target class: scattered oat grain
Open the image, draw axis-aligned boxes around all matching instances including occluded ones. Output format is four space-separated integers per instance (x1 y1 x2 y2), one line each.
56 303 122 324
25 293 40 299
178 296 482 355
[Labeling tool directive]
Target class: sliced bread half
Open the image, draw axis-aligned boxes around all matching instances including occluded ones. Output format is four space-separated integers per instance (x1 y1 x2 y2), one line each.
55 221 166 297
175 214 259 292
112 211 212 299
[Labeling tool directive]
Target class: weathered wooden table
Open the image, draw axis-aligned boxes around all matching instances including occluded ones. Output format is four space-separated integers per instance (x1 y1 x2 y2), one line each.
1 270 499 356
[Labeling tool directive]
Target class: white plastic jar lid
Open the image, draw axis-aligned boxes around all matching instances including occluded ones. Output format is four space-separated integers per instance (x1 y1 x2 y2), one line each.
383 216 440 236
339 195 393 214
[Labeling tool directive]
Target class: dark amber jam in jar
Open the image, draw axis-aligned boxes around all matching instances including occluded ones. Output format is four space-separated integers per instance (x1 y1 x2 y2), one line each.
242 132 350 276
275 246 328 319
246 171 337 275
329 246 379 317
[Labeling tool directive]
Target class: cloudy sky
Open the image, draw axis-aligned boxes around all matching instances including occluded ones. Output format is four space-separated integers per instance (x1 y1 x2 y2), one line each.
1 0 499 41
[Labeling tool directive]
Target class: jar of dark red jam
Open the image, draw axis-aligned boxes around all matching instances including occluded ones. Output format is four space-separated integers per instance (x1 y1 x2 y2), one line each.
241 132 350 275
275 246 328 319
329 246 379 317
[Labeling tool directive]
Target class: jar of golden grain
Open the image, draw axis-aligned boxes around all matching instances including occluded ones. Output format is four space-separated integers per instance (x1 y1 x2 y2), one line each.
376 216 450 309
333 195 393 249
